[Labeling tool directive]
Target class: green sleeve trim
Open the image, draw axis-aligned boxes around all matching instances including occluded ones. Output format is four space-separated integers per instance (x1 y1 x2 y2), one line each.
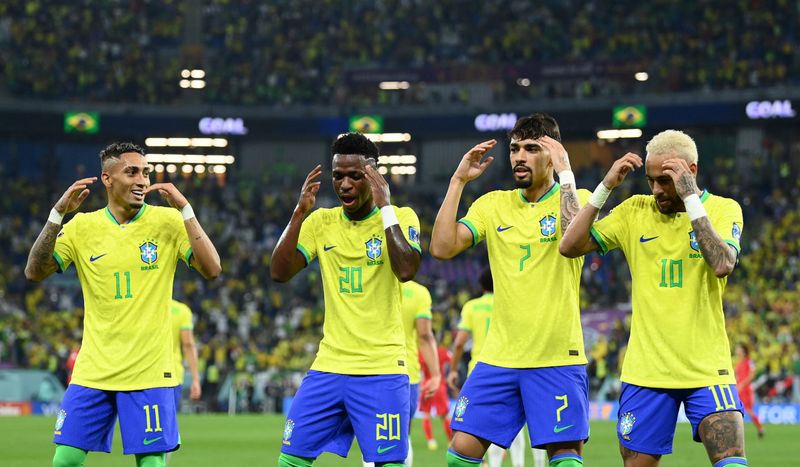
458 219 479 247
409 242 422 254
53 251 67 273
590 227 609 255
296 243 312 265
457 324 472 332
180 325 193 331
183 247 193 267
415 313 432 319
725 240 741 255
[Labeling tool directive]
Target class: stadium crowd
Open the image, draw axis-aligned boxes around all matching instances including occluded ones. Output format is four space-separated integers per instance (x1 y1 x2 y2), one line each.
1 134 798 411
2 1 799 105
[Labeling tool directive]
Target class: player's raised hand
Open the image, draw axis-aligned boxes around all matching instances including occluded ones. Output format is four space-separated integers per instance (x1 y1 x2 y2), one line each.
364 163 391 208
145 183 189 209
452 140 496 183
296 164 322 214
422 373 441 400
662 158 699 199
602 152 643 189
538 136 571 174
54 177 97 214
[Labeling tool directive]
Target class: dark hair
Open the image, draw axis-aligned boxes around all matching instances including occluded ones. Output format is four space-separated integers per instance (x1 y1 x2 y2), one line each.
508 113 561 142
331 132 379 160
739 343 751 357
479 267 493 293
99 142 145 169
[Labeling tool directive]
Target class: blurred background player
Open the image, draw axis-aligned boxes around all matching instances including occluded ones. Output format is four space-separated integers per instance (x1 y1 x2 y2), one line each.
448 268 538 467
419 341 452 451
271 133 422 467
24 142 221 467
166 298 201 465
364 279 441 467
735 344 764 439
560 130 747 466
431 114 591 467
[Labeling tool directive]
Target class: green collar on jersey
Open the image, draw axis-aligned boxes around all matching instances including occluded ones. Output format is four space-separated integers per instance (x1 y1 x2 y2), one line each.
699 190 710 202
518 182 559 205
105 203 147 225
341 205 380 222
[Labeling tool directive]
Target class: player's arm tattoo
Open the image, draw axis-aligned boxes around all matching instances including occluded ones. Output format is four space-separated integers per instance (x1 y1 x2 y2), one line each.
384 225 420 282
559 184 581 233
698 411 745 464
677 172 699 197
692 216 737 277
25 222 61 281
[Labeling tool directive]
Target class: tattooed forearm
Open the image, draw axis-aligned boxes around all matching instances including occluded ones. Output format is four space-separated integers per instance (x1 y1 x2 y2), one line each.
25 221 61 281
678 174 698 197
698 412 745 464
560 184 581 233
692 217 737 277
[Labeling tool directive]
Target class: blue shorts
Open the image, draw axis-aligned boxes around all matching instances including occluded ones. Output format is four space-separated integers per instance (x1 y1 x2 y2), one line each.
409 383 420 423
451 363 589 449
173 386 182 411
54 384 180 455
617 383 744 455
281 371 410 463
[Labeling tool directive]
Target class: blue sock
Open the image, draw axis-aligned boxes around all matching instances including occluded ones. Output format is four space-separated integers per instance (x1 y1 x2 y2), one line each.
713 457 748 467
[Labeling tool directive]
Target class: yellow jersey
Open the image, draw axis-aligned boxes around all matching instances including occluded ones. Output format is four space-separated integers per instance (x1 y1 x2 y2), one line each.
591 191 743 388
170 300 194 384
297 205 421 375
401 281 433 385
54 204 192 390
458 184 590 368
457 293 493 374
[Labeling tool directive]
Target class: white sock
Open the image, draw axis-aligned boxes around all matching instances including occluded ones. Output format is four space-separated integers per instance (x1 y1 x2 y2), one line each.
405 438 413 467
487 444 505 467
363 461 374 467
533 448 547 467
510 431 526 467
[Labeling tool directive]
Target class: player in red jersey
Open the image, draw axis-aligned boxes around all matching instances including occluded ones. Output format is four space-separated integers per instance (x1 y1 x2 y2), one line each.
419 345 453 449
735 344 764 438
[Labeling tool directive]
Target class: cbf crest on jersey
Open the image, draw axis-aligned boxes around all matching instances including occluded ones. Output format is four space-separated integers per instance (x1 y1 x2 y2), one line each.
365 235 384 265
139 240 159 270
618 412 636 440
408 225 420 244
282 419 294 444
732 223 742 241
539 214 557 243
689 231 699 251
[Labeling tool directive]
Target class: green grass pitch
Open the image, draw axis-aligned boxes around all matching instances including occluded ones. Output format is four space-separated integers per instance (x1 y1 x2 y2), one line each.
1 414 795 466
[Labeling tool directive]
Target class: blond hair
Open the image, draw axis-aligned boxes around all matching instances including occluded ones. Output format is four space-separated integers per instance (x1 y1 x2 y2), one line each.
645 130 698 164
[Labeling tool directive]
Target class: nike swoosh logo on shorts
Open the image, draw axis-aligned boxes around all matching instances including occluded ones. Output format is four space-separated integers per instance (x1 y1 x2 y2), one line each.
377 444 397 454
553 424 574 433
143 437 162 445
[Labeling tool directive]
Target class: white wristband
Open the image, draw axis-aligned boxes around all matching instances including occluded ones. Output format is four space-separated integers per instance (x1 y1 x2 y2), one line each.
181 204 196 221
380 205 399 229
48 208 64 225
683 194 707 221
589 182 612 209
557 170 575 186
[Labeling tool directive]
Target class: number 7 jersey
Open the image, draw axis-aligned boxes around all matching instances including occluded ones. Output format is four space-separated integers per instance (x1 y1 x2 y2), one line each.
54 204 192 390
297 205 421 375
591 191 743 388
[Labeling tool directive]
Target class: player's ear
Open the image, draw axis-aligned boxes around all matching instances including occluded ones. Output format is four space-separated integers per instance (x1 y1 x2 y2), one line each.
689 162 698 176
101 171 112 188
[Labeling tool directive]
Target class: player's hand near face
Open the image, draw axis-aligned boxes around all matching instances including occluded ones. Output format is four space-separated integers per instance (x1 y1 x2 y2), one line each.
662 158 699 198
54 177 97 214
145 183 189 209
364 163 391 208
452 140 496 183
422 373 441 400
602 152 643 189
538 136 571 174
296 165 322 215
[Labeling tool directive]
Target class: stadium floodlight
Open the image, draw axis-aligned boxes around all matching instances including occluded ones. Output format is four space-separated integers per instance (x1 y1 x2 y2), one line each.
596 129 643 140
194 165 206 173
190 80 206 89
166 164 177 173
179 80 191 89
389 165 417 175
214 165 227 174
212 138 228 147
145 137 168 147
191 69 206 79
516 78 531 87
155 164 164 173
378 166 388 175
379 81 411 90
181 165 193 174
364 133 412 143
635 72 649 82
181 69 191 78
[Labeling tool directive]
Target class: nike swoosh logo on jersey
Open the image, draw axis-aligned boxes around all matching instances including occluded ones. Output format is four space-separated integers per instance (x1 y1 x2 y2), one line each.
377 444 397 454
496 225 514 232
89 253 108 262
553 424 574 433
143 436 162 445
639 235 658 243
323 245 336 251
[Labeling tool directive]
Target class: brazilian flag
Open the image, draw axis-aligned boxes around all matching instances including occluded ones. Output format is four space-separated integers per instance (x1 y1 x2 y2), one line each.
64 112 100 134
349 115 383 134
612 105 647 128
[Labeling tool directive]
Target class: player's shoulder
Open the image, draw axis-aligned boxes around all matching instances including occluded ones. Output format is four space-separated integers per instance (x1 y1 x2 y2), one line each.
145 204 182 221
613 194 655 213
705 192 742 211
406 280 431 297
307 206 341 223
393 205 419 218
170 299 191 314
473 189 516 207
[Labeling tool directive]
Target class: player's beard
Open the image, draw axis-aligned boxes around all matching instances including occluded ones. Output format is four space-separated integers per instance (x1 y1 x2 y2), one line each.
514 177 532 189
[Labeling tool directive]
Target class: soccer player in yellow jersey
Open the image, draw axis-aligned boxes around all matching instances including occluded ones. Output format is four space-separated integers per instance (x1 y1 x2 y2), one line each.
169 299 201 408
560 130 747 467
448 269 532 467
271 133 422 467
431 114 591 467
24 142 221 467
